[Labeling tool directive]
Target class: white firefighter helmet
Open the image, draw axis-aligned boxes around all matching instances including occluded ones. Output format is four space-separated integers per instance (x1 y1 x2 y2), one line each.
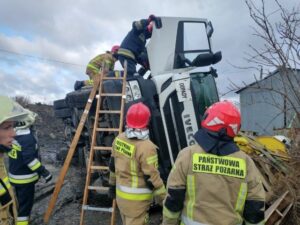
0 96 28 125
15 109 37 130
273 135 291 148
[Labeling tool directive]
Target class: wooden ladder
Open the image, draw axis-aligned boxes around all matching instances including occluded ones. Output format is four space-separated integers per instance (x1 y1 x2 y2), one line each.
80 64 127 225
44 76 102 223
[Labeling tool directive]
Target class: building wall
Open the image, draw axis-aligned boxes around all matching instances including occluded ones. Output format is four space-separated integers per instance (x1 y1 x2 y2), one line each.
239 70 300 135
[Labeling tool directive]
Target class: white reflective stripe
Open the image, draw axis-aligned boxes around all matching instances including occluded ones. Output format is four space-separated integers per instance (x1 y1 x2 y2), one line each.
17 216 29 221
117 185 152 194
16 129 30 136
8 172 38 179
181 215 208 225
245 221 264 225
27 159 40 168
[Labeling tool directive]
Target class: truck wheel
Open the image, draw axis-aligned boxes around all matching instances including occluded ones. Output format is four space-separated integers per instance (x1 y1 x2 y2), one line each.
54 108 72 118
53 99 68 109
66 88 92 108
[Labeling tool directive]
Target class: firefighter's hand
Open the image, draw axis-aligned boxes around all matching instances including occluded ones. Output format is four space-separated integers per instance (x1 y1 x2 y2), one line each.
0 191 12 206
74 80 85 91
41 168 52 183
108 185 116 199
148 14 156 23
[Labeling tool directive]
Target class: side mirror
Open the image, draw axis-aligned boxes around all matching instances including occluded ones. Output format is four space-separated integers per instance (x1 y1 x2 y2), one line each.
192 51 222 67
212 51 222 64
206 21 214 38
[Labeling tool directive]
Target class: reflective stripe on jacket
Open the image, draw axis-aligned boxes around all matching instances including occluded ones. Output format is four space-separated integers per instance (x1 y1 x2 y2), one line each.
0 177 11 196
163 144 265 225
8 129 42 185
85 53 116 78
110 132 165 217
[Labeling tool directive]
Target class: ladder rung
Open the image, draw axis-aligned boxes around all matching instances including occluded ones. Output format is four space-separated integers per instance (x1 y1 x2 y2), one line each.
96 128 119 132
102 77 124 80
100 93 122 97
82 205 113 212
88 186 109 191
99 110 121 114
93 146 112 151
91 166 109 170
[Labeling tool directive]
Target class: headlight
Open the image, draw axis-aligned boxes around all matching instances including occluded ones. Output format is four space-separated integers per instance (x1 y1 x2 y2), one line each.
129 80 142 100
126 83 133 102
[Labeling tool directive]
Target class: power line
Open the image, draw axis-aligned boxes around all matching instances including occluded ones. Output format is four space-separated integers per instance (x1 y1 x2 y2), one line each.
0 48 85 67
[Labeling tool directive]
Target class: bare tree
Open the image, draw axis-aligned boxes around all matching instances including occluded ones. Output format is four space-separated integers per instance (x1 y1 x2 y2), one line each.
244 0 300 122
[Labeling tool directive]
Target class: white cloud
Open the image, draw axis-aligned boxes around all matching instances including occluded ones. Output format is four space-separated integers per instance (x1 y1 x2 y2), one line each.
0 0 299 103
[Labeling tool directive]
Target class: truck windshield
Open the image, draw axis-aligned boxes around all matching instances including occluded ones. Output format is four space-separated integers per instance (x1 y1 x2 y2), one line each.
190 72 219 118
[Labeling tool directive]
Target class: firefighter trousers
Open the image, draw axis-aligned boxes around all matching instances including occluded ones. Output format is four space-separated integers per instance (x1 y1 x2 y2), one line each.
120 211 149 225
118 55 137 77
14 183 35 225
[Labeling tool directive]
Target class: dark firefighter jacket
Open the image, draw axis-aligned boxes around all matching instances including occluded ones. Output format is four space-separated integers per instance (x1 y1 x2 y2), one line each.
8 128 44 185
118 19 151 66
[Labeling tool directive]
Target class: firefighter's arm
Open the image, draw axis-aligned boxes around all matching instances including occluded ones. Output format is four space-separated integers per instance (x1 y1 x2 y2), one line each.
109 148 116 186
140 144 166 205
108 142 116 199
163 149 189 225
20 133 52 182
132 19 149 34
244 157 265 225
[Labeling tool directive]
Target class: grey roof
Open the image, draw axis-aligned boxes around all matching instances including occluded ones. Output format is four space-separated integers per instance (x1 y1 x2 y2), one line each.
235 68 300 94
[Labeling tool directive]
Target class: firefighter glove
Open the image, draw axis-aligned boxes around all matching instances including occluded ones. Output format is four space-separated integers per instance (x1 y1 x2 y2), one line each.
0 191 12 206
74 80 85 91
41 168 52 183
0 179 12 206
108 185 116 199
148 14 156 23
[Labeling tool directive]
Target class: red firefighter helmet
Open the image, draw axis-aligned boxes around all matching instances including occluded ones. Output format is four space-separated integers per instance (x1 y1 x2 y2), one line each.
201 101 241 138
126 103 151 129
111 45 120 54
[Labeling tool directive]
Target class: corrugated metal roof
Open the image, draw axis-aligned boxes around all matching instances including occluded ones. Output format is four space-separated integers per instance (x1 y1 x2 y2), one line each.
235 68 300 94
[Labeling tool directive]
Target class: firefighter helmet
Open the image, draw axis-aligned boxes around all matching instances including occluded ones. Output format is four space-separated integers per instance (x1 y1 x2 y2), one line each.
0 96 28 125
126 103 151 129
201 101 241 138
111 45 120 54
15 109 37 130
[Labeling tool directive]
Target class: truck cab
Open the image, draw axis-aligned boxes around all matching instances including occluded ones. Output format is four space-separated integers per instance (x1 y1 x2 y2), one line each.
125 17 220 179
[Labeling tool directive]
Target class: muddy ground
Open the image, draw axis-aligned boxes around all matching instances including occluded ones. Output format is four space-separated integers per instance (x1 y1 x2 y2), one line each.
25 104 161 225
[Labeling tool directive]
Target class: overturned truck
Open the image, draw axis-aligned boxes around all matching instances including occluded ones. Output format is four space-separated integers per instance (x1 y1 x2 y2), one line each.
53 16 221 183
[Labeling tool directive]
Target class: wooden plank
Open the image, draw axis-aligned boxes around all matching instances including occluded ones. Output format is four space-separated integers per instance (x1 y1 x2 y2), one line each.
265 191 292 225
99 110 121 114
44 78 100 224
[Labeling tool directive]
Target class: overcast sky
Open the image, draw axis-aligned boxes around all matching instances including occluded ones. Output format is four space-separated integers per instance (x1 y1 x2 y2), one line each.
0 0 299 104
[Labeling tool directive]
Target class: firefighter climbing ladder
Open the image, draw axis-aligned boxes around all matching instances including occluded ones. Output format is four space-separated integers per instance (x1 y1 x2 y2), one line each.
44 62 127 224
80 65 127 225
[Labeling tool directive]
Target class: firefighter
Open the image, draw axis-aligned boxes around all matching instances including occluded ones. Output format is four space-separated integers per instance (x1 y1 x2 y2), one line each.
109 102 166 225
116 15 157 77
74 46 119 90
8 109 52 225
0 96 28 225
163 101 265 225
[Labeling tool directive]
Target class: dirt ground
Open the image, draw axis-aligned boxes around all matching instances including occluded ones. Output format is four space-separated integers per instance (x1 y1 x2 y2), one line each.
26 104 161 225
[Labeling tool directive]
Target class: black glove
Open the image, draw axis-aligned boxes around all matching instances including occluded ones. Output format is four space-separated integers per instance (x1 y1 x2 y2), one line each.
0 179 12 206
40 168 52 183
0 192 12 206
108 185 116 199
148 14 156 23
74 80 85 91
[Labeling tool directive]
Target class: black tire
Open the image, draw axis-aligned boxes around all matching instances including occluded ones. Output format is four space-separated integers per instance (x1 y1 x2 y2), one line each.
66 88 92 108
53 99 68 109
54 108 72 118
